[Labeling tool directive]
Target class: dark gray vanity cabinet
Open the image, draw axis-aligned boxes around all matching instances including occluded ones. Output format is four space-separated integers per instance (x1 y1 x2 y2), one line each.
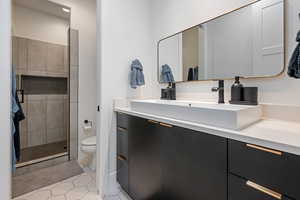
228 174 292 200
117 113 227 200
116 113 130 193
160 125 227 200
229 140 300 200
128 116 163 200
118 112 300 200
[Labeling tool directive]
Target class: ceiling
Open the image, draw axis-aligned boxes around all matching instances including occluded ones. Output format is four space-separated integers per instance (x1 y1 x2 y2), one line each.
13 0 70 20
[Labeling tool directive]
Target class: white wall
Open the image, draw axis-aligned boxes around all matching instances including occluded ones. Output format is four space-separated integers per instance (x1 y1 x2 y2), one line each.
49 0 97 164
13 5 69 45
151 0 300 106
99 0 155 195
0 0 12 199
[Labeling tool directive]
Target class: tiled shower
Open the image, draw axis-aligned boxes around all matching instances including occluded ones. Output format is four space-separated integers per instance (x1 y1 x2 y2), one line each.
11 1 82 197
13 36 70 166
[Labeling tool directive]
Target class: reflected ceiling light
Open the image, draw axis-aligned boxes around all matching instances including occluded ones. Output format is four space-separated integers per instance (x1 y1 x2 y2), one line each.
62 8 70 13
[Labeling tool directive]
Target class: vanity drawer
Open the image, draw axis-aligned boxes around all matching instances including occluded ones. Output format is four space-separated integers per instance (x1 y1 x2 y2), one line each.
117 126 128 158
117 113 129 129
117 155 129 193
229 174 291 200
229 140 300 199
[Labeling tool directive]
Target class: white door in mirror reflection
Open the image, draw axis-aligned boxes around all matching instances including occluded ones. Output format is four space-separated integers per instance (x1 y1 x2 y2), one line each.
158 0 284 83
252 0 284 76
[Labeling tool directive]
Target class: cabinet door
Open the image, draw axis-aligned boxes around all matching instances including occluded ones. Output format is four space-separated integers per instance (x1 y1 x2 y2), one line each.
283 153 300 200
160 126 227 200
116 114 129 193
229 174 291 200
229 140 286 193
128 117 162 200
117 156 129 193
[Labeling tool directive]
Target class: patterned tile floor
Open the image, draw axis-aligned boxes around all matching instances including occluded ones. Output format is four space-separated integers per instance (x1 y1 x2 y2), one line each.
14 170 124 200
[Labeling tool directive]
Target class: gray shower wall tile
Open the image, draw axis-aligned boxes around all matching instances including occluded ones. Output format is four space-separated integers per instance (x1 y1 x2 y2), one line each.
12 37 28 72
25 95 69 147
64 96 69 143
13 36 69 77
27 96 47 135
46 98 65 129
70 102 78 160
64 46 69 72
28 129 46 147
46 128 65 144
69 29 79 160
20 122 28 149
27 39 48 74
70 103 78 141
27 114 46 133
70 29 79 67
12 37 18 69
70 66 79 103
46 44 66 75
20 97 28 149
70 138 78 160
46 95 68 143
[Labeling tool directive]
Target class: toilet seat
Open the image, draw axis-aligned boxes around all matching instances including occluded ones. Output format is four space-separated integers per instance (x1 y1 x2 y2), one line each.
81 136 96 146
81 136 97 153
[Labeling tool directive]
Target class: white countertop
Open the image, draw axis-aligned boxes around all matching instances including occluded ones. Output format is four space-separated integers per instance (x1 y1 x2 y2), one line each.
115 106 300 156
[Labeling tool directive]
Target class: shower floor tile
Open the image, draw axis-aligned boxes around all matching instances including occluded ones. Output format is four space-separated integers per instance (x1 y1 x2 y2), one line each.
18 140 68 164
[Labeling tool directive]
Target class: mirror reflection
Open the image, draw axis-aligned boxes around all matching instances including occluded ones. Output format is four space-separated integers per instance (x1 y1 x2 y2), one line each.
158 0 284 83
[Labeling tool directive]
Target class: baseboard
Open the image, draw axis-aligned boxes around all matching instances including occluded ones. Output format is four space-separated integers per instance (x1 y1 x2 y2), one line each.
103 170 120 197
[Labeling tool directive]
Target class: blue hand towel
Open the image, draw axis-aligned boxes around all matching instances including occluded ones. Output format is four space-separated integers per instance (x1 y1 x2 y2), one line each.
11 70 19 172
161 64 175 83
130 59 145 89
288 30 300 78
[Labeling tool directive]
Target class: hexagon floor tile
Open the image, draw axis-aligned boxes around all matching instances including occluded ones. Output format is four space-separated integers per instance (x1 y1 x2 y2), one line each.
13 170 129 200
49 196 66 200
51 182 74 196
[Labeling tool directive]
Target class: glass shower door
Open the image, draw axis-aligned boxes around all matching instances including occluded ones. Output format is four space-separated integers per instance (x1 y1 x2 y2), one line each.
13 36 70 167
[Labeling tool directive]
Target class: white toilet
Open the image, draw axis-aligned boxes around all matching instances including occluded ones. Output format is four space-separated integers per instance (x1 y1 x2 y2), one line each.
81 136 97 170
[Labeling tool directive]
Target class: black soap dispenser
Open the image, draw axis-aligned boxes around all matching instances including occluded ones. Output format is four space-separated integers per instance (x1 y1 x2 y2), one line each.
230 76 243 102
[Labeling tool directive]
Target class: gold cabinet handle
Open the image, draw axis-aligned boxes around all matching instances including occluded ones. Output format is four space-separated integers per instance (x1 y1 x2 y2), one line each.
246 181 282 200
117 127 127 132
148 120 159 124
159 122 173 128
246 144 282 156
117 155 127 161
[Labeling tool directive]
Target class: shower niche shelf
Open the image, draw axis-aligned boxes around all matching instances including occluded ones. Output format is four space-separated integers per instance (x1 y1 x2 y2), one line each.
21 75 68 95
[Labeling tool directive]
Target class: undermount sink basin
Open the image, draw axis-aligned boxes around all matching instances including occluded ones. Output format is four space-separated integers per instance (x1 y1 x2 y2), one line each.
130 99 262 130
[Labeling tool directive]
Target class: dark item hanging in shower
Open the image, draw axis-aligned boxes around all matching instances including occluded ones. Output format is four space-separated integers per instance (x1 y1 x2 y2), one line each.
14 92 25 161
288 30 300 79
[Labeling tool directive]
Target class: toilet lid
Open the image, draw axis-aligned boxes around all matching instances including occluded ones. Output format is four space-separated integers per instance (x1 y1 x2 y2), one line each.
82 136 96 146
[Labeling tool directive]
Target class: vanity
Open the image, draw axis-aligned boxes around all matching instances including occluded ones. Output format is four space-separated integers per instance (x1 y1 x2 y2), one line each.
115 100 300 200
114 0 299 199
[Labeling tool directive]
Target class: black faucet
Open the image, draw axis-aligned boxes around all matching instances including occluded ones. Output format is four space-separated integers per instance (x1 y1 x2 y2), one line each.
212 80 225 104
161 82 176 100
